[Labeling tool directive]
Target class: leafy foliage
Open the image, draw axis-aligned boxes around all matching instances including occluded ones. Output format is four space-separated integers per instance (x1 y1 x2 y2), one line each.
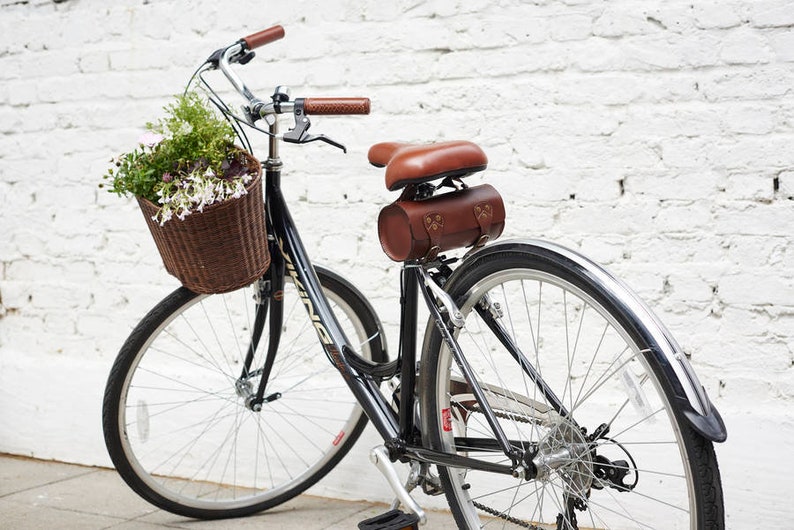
103 92 251 216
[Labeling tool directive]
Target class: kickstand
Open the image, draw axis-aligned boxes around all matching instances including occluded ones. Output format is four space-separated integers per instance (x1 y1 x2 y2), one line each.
369 446 427 525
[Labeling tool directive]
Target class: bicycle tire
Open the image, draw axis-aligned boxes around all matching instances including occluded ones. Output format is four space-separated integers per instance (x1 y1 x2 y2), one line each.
103 266 386 519
419 244 724 529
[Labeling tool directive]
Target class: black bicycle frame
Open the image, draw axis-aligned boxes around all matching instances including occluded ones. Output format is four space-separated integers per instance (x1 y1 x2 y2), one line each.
251 121 525 477
267 166 401 440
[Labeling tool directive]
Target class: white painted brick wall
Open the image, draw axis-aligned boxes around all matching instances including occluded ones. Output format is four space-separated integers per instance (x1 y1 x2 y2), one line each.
1 0 793 526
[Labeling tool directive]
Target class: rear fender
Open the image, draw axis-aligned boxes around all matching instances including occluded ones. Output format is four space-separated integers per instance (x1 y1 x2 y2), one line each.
445 239 727 443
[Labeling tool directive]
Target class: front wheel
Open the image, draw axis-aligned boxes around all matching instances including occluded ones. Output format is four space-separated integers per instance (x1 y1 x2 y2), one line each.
103 266 386 519
420 245 724 529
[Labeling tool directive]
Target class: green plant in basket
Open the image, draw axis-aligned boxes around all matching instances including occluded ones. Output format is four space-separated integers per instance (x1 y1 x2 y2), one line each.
104 91 256 225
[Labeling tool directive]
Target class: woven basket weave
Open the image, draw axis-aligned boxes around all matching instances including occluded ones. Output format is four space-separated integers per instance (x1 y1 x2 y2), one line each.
137 151 270 294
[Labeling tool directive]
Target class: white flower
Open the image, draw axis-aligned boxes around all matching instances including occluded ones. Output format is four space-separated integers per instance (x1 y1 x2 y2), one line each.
152 161 254 225
138 131 164 148
156 208 173 226
232 181 247 199
176 207 191 221
174 122 193 136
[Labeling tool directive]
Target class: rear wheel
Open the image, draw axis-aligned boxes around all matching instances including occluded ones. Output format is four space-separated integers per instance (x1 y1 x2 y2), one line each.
420 247 724 529
103 267 385 519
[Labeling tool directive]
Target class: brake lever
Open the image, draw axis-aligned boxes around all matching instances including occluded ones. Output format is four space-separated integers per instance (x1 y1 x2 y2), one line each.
237 50 256 65
282 102 347 153
205 47 224 67
303 134 347 152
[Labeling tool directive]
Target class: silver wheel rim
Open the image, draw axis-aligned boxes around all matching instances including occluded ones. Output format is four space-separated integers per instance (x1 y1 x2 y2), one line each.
116 283 371 511
432 268 696 529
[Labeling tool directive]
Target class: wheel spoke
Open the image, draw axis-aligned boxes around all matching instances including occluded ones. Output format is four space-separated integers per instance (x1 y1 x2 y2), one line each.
105 271 379 517
423 254 721 529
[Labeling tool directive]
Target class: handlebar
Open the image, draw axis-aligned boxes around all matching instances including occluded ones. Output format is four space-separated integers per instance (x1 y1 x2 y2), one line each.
241 25 285 50
205 25 369 150
301 97 370 115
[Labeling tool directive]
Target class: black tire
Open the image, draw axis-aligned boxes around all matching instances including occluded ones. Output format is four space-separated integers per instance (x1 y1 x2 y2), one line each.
419 246 724 529
103 267 386 519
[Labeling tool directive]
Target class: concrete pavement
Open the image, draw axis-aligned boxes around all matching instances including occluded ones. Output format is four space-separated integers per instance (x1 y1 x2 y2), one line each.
0 454 458 529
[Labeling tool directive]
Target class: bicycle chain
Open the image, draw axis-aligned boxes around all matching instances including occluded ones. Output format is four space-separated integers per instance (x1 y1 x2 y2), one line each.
473 500 540 529
459 402 539 528
457 401 537 425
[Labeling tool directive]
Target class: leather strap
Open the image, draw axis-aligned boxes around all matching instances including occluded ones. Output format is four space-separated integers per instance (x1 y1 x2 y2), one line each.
423 212 444 261
474 202 493 231
473 202 493 249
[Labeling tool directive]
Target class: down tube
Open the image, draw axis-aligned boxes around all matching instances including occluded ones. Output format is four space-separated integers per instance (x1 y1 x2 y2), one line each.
267 184 400 441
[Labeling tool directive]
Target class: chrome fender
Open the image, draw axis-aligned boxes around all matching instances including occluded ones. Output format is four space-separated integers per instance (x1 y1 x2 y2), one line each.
446 239 726 443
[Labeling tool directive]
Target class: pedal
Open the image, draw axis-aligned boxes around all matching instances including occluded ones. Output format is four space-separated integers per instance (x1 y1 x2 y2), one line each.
358 509 420 530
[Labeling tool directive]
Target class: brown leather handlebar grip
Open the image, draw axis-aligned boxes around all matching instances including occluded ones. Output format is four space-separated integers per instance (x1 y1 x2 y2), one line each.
302 98 371 115
241 25 285 50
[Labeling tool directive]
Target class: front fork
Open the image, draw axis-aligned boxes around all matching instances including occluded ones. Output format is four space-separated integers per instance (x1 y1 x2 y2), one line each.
237 239 287 411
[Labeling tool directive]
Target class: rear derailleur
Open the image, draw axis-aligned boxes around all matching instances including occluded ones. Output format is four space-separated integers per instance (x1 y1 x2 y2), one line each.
586 423 639 492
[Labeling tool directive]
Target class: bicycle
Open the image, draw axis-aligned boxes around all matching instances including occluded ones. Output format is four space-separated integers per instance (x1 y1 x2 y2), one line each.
102 25 726 529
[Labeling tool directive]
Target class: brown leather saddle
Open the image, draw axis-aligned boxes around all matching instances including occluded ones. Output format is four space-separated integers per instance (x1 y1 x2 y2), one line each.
368 140 488 191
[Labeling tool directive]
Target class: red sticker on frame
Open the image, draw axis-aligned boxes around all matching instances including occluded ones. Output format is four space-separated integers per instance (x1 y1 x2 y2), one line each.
441 408 452 432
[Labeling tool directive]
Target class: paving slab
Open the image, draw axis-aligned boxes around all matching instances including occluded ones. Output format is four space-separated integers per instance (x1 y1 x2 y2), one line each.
0 454 93 497
0 454 459 529
3 466 158 520
0 498 125 530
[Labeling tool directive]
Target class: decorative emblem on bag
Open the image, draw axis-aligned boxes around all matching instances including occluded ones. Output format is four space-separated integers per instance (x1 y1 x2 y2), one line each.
425 213 444 233
422 212 444 262
474 202 492 221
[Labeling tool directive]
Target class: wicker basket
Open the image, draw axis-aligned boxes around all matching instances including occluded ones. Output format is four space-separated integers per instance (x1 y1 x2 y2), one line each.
137 151 270 294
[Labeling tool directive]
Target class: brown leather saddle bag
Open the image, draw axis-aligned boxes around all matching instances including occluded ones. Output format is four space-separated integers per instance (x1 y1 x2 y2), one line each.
377 184 505 262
